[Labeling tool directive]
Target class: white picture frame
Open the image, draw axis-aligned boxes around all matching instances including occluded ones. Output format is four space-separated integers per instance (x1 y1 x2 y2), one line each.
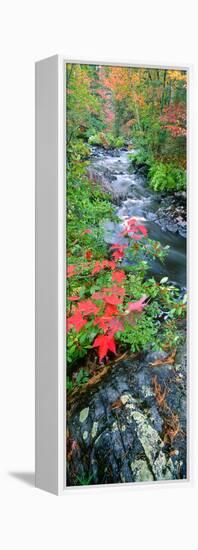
35 55 191 495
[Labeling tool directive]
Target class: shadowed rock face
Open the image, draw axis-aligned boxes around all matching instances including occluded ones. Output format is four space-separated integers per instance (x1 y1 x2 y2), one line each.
67 343 187 486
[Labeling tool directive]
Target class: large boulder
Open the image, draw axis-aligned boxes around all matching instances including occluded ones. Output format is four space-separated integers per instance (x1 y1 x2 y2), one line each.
67 343 187 486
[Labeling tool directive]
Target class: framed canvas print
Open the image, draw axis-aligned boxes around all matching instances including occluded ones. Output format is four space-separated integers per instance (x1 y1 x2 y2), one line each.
35 56 189 494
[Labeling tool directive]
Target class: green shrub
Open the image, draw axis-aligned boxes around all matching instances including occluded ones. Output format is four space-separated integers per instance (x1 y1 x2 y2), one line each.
88 132 125 149
67 139 90 160
88 133 103 146
129 150 154 170
148 162 186 192
106 133 125 148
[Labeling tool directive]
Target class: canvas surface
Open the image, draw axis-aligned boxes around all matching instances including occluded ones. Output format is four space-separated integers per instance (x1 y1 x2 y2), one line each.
66 64 187 487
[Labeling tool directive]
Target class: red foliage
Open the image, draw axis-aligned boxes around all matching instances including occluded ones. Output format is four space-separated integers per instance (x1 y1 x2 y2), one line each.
104 304 119 316
102 285 125 296
85 250 92 260
77 300 100 316
67 265 77 278
112 249 124 260
93 316 111 331
160 103 186 138
111 243 127 251
107 317 124 335
67 219 149 358
104 294 123 305
93 334 116 361
67 312 87 332
120 217 148 240
126 295 148 313
112 270 126 283
91 259 116 275
91 291 105 300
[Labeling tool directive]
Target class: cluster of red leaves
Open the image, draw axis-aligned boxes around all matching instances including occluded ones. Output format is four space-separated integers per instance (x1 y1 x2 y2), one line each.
67 219 149 361
67 265 77 278
160 104 186 138
120 217 148 240
111 243 127 260
91 259 116 275
85 250 92 260
126 295 148 313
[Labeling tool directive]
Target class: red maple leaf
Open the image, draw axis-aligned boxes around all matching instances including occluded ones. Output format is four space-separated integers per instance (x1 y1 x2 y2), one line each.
92 334 116 361
111 243 127 251
129 233 142 240
104 304 119 316
67 312 87 332
126 295 148 313
104 294 123 305
82 229 92 235
93 316 111 331
101 260 116 270
127 217 137 226
92 261 101 275
67 265 76 278
77 299 100 316
102 285 125 296
112 270 126 283
138 225 148 237
120 218 148 240
91 259 116 275
85 250 92 260
108 317 124 335
91 291 105 300
112 250 124 260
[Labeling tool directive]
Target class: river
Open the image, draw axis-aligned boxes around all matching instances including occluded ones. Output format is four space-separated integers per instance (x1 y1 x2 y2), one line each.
89 147 186 288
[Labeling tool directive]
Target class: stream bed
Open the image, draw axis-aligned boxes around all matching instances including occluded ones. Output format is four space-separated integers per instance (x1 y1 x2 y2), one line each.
67 148 187 487
89 147 186 288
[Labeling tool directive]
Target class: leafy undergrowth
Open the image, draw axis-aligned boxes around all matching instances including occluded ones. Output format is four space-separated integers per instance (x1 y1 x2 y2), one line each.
88 131 125 149
67 154 186 394
129 151 186 192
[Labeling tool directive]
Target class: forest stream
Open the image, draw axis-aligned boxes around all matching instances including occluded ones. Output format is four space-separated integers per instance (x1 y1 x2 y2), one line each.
89 146 187 288
67 147 187 486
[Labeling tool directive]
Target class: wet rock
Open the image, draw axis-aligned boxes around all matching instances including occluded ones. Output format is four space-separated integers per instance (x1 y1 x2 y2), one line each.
146 212 157 221
132 163 149 176
67 341 187 486
151 194 187 237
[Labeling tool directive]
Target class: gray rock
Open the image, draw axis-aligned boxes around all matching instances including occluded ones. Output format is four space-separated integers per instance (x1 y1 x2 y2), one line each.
67 340 187 486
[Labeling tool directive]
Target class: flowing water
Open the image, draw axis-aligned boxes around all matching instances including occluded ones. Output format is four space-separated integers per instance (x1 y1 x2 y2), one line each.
90 148 186 288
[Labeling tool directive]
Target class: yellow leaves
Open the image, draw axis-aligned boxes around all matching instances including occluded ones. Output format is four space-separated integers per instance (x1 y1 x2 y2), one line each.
167 70 187 82
131 72 141 85
133 90 145 107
